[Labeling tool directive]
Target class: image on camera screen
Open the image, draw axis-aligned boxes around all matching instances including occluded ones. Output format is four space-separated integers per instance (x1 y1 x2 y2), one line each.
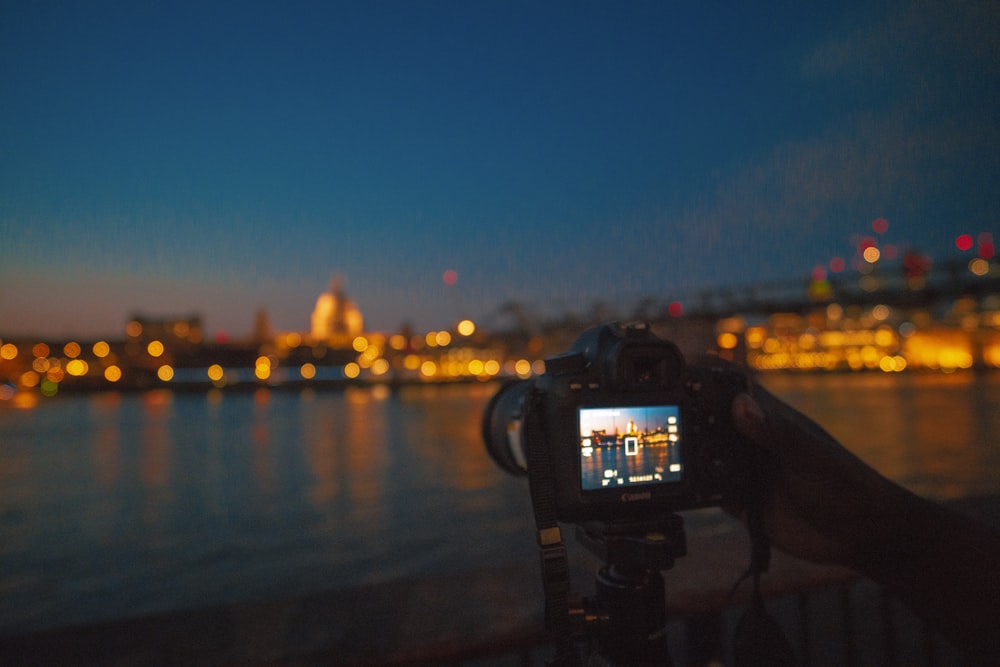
578 405 682 491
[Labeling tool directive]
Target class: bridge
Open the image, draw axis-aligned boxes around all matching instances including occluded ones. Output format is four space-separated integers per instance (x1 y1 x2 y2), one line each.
678 256 999 321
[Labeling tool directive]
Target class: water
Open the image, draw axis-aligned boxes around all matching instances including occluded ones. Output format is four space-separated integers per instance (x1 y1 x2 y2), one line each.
1 374 999 636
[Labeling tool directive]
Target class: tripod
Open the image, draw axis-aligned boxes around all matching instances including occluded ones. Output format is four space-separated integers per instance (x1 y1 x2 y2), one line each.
564 515 686 666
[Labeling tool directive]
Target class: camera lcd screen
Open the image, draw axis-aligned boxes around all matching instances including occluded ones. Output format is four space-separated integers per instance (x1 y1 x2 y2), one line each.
578 405 683 491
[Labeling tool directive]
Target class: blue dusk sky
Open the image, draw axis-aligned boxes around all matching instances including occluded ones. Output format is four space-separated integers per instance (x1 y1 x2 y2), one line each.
1 1 998 339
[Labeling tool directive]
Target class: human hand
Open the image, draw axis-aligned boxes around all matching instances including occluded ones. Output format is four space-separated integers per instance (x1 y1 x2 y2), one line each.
730 384 909 569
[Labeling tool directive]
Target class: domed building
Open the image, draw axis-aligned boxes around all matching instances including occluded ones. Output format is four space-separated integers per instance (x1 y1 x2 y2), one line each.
310 277 364 342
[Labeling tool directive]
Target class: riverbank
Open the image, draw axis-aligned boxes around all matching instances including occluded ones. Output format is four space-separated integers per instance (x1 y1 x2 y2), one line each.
4 496 997 666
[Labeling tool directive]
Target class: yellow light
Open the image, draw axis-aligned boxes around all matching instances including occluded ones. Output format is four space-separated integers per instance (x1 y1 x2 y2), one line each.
389 334 407 351
104 365 122 382
362 345 380 361
404 354 421 370
515 359 532 377
32 343 50 358
126 320 142 337
717 333 738 350
352 336 368 352
0 343 17 360
157 365 174 381
435 331 452 346
420 360 438 377
344 362 361 379
468 359 485 375
300 363 316 379
66 359 89 376
285 332 302 348
93 341 110 358
47 367 65 383
372 358 390 375
425 332 438 347
63 341 81 358
863 246 881 263
32 357 50 373
21 370 40 387
872 305 890 321
457 319 476 336
255 359 271 380
970 258 990 276
147 340 164 357
745 328 765 349
874 328 895 348
484 359 500 375
207 364 225 381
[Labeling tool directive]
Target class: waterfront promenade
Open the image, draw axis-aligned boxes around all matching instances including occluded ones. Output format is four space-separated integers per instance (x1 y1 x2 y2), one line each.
3 495 997 666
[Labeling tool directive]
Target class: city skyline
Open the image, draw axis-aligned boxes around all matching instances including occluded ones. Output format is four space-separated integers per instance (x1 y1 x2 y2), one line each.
3 1 998 339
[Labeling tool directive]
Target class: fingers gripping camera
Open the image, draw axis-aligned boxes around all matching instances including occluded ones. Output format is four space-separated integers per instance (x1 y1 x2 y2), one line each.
483 322 761 523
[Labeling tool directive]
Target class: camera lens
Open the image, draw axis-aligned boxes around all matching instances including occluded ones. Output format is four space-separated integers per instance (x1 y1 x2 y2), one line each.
481 380 532 476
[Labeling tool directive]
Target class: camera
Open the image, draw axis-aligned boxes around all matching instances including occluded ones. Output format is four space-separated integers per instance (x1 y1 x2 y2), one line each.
482 321 757 523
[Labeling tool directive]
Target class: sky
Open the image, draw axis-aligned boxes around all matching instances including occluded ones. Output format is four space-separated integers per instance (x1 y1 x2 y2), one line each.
2 1 998 339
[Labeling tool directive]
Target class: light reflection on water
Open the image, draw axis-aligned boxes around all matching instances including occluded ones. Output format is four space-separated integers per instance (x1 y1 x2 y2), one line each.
760 372 1000 499
0 374 998 634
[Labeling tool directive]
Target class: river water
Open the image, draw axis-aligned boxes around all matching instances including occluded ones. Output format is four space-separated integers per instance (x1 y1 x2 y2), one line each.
1 374 999 635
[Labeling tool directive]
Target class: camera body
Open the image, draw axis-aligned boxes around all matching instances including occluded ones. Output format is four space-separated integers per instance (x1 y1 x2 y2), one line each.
483 322 757 523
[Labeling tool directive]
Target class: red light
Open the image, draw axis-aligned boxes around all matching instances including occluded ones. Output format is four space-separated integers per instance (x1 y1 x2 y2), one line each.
668 302 683 317
812 265 827 281
979 233 995 260
442 269 458 285
215 330 230 344
872 218 889 234
956 234 974 251
829 257 845 273
859 236 877 252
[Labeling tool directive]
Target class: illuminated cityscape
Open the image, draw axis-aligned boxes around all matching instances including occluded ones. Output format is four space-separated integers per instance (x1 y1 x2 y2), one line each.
2 233 999 407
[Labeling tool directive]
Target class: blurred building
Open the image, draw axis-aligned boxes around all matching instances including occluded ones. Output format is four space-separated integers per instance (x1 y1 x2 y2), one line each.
310 277 364 343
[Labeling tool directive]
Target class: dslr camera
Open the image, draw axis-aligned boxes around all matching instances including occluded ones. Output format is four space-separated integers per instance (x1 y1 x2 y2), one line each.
482 321 757 523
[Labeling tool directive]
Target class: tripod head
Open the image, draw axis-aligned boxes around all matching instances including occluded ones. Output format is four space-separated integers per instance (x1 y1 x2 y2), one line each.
567 515 685 667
